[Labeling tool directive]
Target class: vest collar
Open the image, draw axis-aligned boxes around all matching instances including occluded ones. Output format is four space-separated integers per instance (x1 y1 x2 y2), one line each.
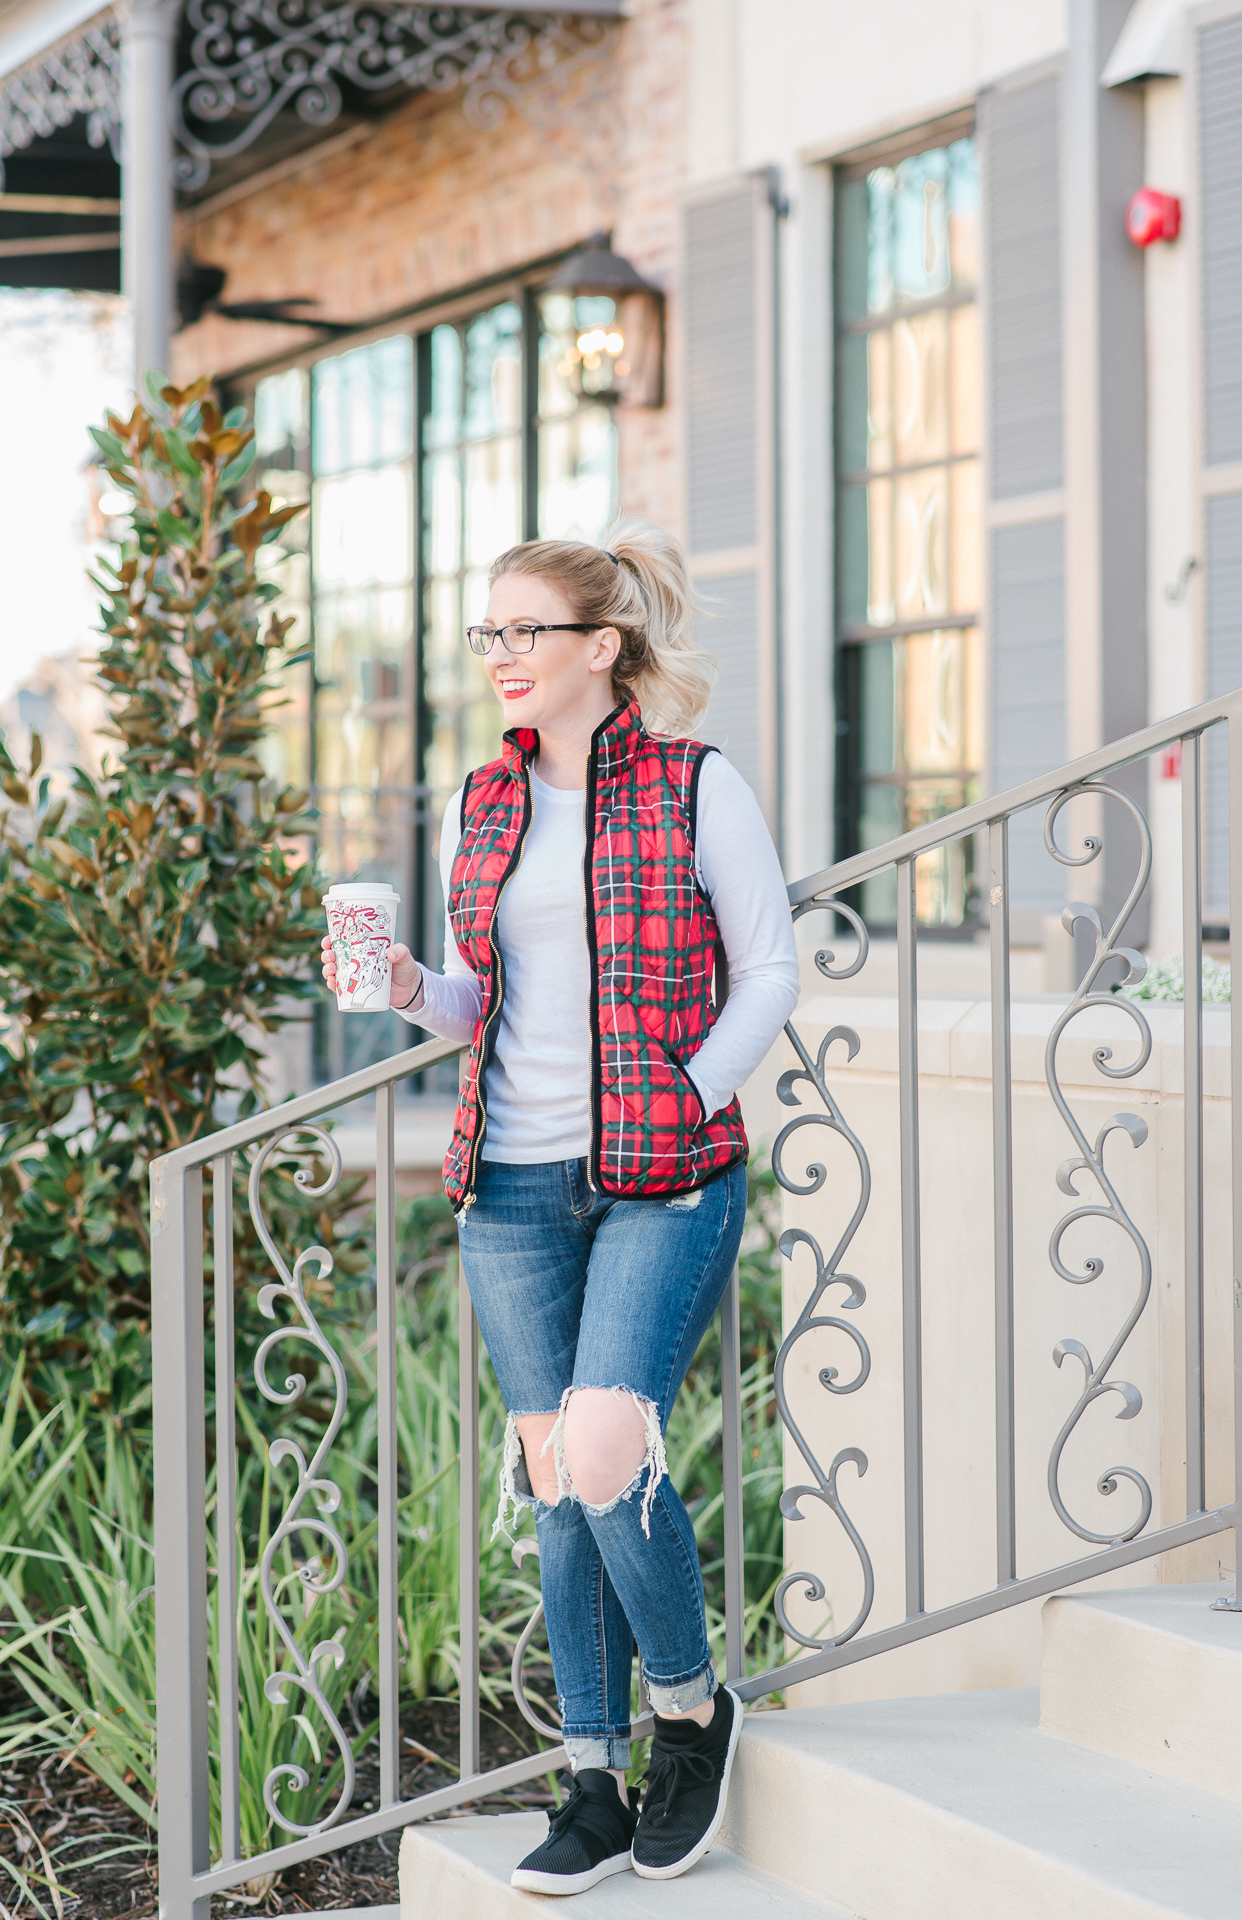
500 699 646 780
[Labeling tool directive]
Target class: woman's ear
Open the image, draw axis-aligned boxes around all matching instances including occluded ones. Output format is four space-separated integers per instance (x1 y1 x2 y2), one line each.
587 625 622 675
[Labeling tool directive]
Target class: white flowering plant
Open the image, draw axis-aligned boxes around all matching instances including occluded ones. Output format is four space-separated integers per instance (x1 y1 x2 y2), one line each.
1116 953 1231 1003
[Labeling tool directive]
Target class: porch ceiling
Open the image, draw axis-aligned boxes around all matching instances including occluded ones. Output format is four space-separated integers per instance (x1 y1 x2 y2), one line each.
0 3 624 288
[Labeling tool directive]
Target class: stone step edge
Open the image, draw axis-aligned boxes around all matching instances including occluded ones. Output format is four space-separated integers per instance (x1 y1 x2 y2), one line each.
398 1812 857 1917
1039 1583 1242 1804
716 1691 1242 1920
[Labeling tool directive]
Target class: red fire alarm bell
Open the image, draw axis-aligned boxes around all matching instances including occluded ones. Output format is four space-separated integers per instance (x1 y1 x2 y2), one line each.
1127 188 1182 247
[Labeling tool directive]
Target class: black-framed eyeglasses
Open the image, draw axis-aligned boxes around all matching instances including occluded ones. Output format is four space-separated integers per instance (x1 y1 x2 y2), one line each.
465 622 597 656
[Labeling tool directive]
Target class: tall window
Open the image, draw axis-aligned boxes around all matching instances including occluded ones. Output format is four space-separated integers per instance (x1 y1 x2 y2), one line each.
421 303 524 822
247 283 618 1081
312 337 418 908
835 133 982 926
252 369 311 792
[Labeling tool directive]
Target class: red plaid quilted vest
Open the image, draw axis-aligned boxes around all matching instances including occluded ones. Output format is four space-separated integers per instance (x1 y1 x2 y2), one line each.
442 699 748 1208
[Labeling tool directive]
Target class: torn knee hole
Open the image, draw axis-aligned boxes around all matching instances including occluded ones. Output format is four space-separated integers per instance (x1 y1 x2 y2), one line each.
493 1412 561 1540
558 1387 668 1536
521 1438 561 1505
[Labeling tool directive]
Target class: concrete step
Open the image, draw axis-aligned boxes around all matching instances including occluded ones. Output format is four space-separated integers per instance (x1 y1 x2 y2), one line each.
397 1811 854 1918
1040 1581 1242 1801
718 1687 1242 1920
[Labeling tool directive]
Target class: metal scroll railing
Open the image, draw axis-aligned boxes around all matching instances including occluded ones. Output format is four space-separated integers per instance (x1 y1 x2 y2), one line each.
151 689 1242 1914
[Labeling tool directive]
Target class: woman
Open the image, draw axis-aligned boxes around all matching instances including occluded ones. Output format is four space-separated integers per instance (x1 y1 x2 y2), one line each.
321 520 798 1893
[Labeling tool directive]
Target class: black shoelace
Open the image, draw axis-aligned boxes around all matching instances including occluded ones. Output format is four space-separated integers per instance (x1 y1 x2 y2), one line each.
640 1745 717 1824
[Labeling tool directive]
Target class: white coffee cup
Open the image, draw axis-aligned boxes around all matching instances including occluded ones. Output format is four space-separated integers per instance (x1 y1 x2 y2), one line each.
322 882 400 1012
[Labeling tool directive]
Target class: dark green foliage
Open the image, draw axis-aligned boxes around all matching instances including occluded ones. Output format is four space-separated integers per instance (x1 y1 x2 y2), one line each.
0 374 330 1360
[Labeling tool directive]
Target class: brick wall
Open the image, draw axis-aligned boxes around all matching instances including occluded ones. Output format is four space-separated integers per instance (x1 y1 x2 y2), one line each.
173 0 689 535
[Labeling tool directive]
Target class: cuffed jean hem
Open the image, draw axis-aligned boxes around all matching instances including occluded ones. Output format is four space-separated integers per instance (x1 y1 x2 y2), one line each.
644 1662 717 1716
562 1733 632 1771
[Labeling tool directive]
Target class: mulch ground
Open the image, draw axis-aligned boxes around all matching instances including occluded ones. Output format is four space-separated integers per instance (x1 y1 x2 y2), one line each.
0 1682 562 1918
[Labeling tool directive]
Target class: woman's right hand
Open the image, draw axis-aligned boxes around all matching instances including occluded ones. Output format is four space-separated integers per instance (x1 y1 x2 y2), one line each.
387 942 424 1011
320 936 424 1009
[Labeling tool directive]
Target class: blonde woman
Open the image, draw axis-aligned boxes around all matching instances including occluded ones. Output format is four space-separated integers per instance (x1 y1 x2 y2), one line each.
321 519 798 1890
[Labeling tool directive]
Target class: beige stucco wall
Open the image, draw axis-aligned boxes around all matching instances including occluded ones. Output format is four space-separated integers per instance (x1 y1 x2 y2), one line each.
778 992 1234 1709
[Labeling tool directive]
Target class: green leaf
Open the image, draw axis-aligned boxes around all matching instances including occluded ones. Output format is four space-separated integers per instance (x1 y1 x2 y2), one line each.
213 1030 248 1070
88 427 127 463
219 440 257 491
155 510 196 548
160 427 202 478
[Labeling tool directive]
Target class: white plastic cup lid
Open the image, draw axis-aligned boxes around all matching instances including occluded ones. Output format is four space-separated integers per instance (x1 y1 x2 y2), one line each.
322 881 400 903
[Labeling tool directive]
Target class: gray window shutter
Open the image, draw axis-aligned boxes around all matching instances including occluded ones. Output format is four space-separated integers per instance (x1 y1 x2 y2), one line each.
1204 494 1242 922
1199 13 1242 924
991 520 1067 914
980 72 1066 924
681 175 777 828
1201 13 1242 467
983 75 1064 500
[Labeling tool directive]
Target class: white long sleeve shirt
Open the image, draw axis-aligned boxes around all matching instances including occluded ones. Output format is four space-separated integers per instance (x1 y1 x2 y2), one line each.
398 751 800 1164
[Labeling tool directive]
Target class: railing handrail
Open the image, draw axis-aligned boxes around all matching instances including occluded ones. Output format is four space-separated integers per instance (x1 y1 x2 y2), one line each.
152 687 1242 1911
157 690 1242 1185
788 688 1242 909
150 1034 464 1178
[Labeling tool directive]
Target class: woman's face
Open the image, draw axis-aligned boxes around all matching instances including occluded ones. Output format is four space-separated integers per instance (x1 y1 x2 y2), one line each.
479 573 620 733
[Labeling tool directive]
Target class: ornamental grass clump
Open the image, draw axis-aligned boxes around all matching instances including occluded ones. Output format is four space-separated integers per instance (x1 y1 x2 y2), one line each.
0 374 346 1364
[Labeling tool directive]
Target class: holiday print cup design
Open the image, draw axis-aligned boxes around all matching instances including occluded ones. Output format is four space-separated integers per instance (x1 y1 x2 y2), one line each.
323 883 399 1011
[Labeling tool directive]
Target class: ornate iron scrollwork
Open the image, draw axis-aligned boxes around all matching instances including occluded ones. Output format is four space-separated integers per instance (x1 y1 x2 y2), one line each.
248 1125 357 1836
1042 783 1155 1545
0 15 121 188
771 901 875 1651
172 3 621 189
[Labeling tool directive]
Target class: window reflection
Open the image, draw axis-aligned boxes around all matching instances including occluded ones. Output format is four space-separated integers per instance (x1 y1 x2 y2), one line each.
311 336 415 812
253 368 310 793
836 131 982 926
845 628 982 928
421 303 522 835
538 292 618 540
248 278 620 1084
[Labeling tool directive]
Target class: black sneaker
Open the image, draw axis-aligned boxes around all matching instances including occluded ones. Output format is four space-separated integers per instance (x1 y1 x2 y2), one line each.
631 1685 742 1880
510 1769 638 1895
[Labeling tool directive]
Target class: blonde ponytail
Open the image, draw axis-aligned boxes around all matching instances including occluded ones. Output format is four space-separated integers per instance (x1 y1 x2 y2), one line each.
487 516 716 735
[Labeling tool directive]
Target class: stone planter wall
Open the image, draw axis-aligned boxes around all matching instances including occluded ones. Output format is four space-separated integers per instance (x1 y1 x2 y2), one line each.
776 995 1235 1708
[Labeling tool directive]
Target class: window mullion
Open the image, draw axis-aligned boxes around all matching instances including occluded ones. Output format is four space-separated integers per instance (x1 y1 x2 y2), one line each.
522 285 540 541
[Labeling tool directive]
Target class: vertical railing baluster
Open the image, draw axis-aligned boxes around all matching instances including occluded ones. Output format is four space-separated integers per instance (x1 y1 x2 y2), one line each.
714 944 745 1679
212 1154 241 1865
989 821 1017 1585
1182 734 1206 1517
1228 708 1242 1591
459 1274 481 1779
375 1086 400 1807
151 1158 212 1920
896 858 925 1619
720 1262 746 1682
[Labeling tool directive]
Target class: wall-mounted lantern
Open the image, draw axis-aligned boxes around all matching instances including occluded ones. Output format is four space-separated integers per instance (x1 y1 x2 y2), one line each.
543 234 664 408
1126 187 1182 247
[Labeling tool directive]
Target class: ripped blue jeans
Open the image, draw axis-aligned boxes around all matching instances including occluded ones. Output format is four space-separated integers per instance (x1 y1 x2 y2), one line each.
457 1155 747 1771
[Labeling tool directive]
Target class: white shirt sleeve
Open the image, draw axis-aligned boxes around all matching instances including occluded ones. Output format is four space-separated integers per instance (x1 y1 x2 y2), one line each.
393 787 482 1042
683 752 800 1118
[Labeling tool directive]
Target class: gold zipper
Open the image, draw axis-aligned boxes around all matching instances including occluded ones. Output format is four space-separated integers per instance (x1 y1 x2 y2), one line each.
461 770 533 1208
